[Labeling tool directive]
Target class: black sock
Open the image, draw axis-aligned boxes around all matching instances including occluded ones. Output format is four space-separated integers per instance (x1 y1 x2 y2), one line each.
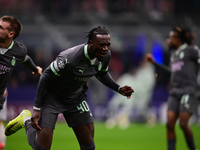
186 136 196 150
25 119 37 149
168 139 176 150
25 119 32 132
25 120 50 150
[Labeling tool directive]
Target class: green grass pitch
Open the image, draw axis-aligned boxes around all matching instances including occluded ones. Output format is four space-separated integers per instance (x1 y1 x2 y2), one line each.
5 122 200 150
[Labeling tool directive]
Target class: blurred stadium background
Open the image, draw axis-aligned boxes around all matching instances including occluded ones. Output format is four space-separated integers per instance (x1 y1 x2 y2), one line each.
1 0 200 150
1 0 200 130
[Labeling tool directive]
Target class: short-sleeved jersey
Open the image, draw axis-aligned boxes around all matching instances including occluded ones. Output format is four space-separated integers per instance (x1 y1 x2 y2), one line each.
0 41 27 95
169 43 200 95
45 44 110 101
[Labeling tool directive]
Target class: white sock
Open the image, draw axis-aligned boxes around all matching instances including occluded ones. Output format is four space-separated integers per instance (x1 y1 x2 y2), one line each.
0 122 6 145
23 116 31 126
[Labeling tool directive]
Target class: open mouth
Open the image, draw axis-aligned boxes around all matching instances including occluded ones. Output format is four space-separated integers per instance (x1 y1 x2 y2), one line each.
100 53 106 58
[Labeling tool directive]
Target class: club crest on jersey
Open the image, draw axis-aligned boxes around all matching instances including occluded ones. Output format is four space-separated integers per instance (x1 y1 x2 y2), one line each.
179 52 184 59
57 60 65 69
11 56 16 66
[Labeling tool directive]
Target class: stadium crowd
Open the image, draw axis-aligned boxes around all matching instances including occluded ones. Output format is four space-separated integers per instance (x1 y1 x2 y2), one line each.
0 0 200 17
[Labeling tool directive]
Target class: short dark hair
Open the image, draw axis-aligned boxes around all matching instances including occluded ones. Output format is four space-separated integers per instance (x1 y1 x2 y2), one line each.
85 26 109 43
172 25 196 45
0 15 23 39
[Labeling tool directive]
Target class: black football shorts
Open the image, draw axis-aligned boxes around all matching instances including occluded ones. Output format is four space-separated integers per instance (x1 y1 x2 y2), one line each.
167 94 199 114
38 94 94 129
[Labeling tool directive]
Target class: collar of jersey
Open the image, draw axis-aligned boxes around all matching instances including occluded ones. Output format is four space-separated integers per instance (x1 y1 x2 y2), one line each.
0 41 14 54
84 44 97 65
175 43 187 55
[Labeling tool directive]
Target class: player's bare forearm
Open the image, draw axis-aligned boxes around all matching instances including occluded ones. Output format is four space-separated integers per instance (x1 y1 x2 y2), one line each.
119 85 134 99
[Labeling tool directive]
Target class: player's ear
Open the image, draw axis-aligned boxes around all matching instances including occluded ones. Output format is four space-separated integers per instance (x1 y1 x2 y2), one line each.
8 31 15 38
89 40 93 47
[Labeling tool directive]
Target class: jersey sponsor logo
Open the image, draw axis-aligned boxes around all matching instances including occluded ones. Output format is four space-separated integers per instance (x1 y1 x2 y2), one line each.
0 64 11 75
171 61 184 72
74 76 91 82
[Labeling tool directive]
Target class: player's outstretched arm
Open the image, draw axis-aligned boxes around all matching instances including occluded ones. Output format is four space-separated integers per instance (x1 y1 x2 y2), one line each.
32 66 42 76
119 85 134 99
31 109 41 130
96 72 134 98
21 55 42 75
95 71 120 92
145 53 171 75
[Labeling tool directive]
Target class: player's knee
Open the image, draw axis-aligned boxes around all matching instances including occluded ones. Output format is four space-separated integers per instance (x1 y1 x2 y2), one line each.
80 142 95 150
166 122 174 130
179 120 188 130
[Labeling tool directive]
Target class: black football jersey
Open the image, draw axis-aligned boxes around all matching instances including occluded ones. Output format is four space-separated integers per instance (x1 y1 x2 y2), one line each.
49 44 110 97
35 44 111 105
169 44 200 95
0 41 27 95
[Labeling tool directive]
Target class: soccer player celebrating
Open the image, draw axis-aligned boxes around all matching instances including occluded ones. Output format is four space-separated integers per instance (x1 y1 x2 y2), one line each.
0 15 42 150
146 25 199 150
5 26 134 150
0 15 42 109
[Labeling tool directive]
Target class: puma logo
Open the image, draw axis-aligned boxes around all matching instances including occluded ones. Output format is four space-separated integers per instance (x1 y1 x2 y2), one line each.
79 69 84 73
